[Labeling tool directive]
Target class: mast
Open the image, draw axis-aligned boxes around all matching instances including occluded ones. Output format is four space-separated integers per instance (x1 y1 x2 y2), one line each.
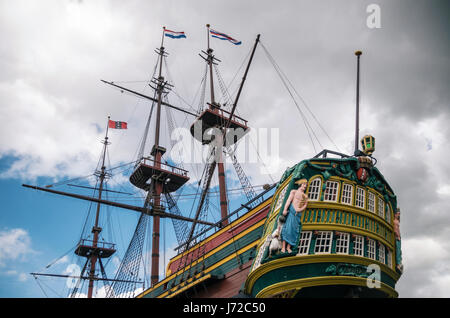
186 33 260 244
205 24 229 225
86 116 110 298
206 24 216 106
150 26 167 286
354 50 362 155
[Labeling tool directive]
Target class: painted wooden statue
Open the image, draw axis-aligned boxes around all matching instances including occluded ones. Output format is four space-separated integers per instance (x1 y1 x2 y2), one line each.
394 208 403 273
280 179 308 253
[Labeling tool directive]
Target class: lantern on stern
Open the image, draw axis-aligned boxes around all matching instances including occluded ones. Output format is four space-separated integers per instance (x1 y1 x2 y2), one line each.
361 135 375 156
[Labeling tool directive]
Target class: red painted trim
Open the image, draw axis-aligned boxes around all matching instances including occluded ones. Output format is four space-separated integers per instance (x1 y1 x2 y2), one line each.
168 204 270 273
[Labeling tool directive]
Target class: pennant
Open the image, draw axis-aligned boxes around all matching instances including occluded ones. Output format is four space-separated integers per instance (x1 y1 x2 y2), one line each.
210 29 241 45
164 29 187 39
108 120 127 129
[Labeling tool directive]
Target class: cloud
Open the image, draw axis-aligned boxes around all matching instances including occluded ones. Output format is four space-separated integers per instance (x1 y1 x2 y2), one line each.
3 270 29 282
0 228 35 267
398 237 450 297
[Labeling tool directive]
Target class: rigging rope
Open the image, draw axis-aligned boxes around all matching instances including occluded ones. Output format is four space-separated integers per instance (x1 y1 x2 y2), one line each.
259 41 341 153
260 42 320 153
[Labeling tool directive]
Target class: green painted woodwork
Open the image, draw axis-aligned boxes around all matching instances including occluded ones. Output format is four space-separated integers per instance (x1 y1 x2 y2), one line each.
249 261 396 297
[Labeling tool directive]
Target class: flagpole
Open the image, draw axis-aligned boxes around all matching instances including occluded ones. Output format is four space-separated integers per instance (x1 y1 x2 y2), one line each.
354 50 362 155
206 24 215 105
206 24 210 51
105 115 110 142
161 26 166 49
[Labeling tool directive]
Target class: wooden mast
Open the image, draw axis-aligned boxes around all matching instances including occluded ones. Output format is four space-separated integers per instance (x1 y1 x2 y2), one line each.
206 24 229 226
150 26 167 286
86 116 110 298
185 32 261 246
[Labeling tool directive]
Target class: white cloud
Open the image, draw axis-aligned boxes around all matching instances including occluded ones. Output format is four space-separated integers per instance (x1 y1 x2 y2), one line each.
2 270 29 282
0 228 35 266
397 237 450 297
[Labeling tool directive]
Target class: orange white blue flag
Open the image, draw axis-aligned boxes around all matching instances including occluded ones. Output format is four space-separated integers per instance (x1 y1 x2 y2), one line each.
164 29 187 39
210 29 241 45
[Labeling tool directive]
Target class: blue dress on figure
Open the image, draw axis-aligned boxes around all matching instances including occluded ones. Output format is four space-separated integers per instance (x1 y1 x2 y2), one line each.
281 203 302 247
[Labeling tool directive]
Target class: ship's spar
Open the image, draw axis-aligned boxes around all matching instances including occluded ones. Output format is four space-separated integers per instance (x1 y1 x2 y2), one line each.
24 26 262 296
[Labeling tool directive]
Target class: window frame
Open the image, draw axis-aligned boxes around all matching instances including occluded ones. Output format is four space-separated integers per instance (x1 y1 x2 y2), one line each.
341 183 353 206
297 231 312 255
353 235 364 256
379 243 386 264
387 248 393 269
367 238 376 260
323 180 340 202
355 187 365 209
314 231 333 254
307 177 322 201
377 197 385 219
386 204 392 224
335 233 350 255
368 192 376 213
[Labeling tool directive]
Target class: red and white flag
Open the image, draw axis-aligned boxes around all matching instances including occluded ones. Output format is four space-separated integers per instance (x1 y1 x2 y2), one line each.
108 120 127 129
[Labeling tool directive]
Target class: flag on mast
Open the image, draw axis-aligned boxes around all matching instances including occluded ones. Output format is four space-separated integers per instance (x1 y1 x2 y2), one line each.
164 29 187 39
108 120 127 129
210 29 241 45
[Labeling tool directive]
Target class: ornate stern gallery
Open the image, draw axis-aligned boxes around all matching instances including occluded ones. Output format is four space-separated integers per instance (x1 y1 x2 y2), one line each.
244 52 403 298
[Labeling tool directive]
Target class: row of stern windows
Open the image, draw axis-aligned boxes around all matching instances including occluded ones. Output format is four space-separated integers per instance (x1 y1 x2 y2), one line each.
298 230 394 270
275 177 394 224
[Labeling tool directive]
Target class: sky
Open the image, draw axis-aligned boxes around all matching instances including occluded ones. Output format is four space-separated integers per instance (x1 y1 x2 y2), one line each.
0 0 449 298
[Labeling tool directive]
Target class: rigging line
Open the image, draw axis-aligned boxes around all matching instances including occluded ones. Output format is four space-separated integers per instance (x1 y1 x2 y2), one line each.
163 57 197 114
137 91 157 161
79 179 99 242
42 243 77 271
246 133 276 184
38 276 66 298
105 80 150 84
272 55 341 153
163 94 202 183
43 173 95 188
222 47 253 108
260 42 320 151
105 159 140 173
105 185 114 244
116 54 160 166
171 183 269 198
260 42 321 153
260 42 338 152
197 64 208 113
33 275 49 298
213 64 232 107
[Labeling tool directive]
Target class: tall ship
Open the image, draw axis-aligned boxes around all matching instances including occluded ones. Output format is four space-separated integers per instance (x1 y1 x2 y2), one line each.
23 26 403 298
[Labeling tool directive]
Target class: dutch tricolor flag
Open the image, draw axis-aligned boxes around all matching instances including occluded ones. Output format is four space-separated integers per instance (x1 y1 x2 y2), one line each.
164 29 187 39
210 29 241 45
